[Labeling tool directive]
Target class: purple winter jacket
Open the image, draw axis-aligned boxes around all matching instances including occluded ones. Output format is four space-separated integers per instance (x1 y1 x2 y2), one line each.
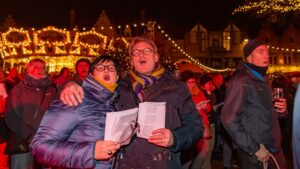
31 75 118 169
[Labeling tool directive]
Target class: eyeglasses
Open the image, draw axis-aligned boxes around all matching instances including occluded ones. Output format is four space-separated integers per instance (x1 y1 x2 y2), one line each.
132 48 154 57
94 64 116 72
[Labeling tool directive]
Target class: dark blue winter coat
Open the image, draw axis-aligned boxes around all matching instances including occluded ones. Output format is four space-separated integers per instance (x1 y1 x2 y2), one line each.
31 75 118 169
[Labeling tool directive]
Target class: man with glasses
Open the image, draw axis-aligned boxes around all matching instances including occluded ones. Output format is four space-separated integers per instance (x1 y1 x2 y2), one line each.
60 36 204 169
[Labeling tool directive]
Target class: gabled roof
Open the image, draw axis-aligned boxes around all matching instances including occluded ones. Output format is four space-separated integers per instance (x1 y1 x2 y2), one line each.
190 24 207 33
224 23 240 32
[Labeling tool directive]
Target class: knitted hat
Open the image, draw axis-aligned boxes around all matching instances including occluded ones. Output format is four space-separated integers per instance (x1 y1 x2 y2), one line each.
199 74 213 86
243 39 265 58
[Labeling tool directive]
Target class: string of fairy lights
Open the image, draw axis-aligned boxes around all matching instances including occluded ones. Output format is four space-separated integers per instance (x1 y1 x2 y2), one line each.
70 22 233 72
233 0 300 15
155 25 232 72
268 45 300 52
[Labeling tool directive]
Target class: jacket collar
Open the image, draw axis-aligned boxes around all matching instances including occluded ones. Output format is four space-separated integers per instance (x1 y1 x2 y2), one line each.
235 63 266 82
82 75 117 101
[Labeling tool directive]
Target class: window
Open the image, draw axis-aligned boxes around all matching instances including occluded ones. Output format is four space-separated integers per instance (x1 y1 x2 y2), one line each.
284 52 292 65
200 32 206 51
234 31 241 44
212 39 219 48
223 32 230 51
269 51 277 65
190 32 197 44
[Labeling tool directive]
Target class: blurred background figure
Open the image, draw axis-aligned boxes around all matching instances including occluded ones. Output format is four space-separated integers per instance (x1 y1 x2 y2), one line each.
293 84 300 169
4 59 58 169
180 70 211 169
272 73 296 166
54 67 71 93
5 67 20 93
72 58 90 85
0 69 9 169
189 74 217 169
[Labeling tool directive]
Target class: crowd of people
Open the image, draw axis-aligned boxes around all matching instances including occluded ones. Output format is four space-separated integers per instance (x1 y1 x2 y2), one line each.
0 37 298 169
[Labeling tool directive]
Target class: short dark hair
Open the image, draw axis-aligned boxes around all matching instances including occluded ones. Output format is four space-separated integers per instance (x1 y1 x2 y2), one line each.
180 70 197 82
59 67 69 76
26 58 46 72
75 58 91 71
199 74 213 86
89 54 120 75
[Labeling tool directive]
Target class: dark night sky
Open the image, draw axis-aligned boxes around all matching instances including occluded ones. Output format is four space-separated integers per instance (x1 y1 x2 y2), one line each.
0 0 247 38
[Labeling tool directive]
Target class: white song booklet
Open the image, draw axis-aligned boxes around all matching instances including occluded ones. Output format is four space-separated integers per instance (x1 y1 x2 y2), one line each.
104 102 166 146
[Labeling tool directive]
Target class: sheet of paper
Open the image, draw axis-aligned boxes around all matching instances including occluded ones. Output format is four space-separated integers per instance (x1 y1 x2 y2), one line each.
137 102 166 139
196 100 210 110
104 108 138 146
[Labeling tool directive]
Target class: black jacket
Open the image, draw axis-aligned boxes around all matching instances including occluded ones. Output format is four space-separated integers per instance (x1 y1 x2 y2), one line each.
221 63 281 155
4 76 58 154
117 71 203 169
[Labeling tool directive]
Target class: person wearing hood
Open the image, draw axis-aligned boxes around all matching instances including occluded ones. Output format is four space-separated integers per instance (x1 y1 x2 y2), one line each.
31 55 121 169
221 39 288 169
4 58 58 169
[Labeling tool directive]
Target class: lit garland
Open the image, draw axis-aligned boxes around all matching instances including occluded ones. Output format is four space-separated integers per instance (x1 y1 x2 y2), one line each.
78 22 232 72
73 28 107 49
33 26 71 46
268 45 300 52
0 21 233 72
156 25 231 72
233 0 300 15
2 27 31 47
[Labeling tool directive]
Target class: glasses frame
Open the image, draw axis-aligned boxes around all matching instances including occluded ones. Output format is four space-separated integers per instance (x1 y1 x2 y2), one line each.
132 48 155 57
94 64 116 72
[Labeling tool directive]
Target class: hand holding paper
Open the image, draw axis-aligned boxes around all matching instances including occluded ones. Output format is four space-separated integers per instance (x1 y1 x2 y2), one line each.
94 140 120 160
104 102 166 146
148 128 174 147
196 100 210 110
104 108 138 146
137 102 166 139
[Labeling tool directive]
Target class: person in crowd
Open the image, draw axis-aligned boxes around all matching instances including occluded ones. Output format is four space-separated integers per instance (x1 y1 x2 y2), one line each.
221 39 287 169
31 55 121 169
54 67 71 93
4 58 58 169
5 67 19 92
0 70 9 169
188 74 216 169
72 58 91 85
272 74 296 163
60 36 204 168
180 71 211 169
211 73 239 169
293 84 300 169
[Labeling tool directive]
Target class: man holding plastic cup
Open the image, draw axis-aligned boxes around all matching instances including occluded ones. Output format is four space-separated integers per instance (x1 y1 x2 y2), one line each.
221 39 287 169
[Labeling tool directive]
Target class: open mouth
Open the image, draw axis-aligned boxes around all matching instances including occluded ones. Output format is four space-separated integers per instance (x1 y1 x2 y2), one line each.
139 60 146 64
103 75 110 81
